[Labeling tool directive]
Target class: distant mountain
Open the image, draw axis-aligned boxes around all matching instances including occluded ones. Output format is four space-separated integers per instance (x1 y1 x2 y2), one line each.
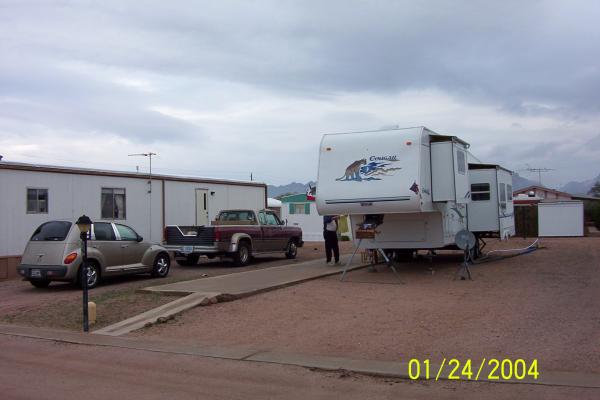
511 173 539 191
267 181 315 198
560 173 600 195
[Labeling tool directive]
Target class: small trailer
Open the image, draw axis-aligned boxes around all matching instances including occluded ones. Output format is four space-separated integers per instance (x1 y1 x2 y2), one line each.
316 126 513 256
467 163 515 240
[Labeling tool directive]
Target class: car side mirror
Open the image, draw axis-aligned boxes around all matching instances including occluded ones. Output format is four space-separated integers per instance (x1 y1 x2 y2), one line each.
137 236 144 242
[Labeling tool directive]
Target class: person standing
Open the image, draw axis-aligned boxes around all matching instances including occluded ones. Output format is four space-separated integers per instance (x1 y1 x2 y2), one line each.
323 215 340 265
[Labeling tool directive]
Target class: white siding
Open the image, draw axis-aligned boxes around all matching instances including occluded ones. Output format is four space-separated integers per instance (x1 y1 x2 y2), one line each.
538 202 584 237
281 202 324 241
0 168 266 257
163 181 265 226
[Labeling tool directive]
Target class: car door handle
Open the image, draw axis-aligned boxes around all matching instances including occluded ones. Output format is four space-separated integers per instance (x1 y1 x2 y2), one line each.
121 245 128 248
91 245 98 248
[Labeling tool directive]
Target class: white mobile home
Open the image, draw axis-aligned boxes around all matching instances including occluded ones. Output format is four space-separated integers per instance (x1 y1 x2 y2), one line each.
467 163 515 239
316 126 513 251
0 162 266 280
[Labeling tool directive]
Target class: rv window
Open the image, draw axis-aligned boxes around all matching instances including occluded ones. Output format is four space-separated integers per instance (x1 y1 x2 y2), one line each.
471 183 490 201
499 183 507 210
507 185 513 201
456 150 466 175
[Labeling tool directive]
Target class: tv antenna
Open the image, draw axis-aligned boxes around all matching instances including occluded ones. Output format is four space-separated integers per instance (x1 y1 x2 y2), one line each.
519 164 554 186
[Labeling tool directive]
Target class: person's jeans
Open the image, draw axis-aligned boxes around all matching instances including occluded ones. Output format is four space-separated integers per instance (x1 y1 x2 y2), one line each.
324 230 339 263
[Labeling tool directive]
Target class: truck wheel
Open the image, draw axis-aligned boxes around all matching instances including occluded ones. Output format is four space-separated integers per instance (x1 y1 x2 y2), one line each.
30 280 51 289
151 253 171 278
285 240 298 259
177 254 199 266
233 242 251 267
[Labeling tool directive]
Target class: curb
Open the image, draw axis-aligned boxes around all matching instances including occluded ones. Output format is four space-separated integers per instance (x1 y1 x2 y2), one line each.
92 292 220 336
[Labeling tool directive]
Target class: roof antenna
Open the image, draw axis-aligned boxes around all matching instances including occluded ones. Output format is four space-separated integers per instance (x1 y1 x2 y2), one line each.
519 164 555 186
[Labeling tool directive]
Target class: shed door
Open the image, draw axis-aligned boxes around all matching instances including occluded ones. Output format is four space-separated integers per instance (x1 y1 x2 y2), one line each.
195 189 209 226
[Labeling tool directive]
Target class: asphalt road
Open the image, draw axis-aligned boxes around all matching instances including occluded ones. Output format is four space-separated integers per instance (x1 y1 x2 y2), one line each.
1 334 597 400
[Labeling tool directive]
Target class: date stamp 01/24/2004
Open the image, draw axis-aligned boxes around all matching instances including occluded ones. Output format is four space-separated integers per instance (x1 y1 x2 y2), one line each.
407 359 540 382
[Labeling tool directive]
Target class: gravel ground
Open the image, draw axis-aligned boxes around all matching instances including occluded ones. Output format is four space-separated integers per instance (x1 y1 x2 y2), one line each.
135 237 600 375
0 241 352 329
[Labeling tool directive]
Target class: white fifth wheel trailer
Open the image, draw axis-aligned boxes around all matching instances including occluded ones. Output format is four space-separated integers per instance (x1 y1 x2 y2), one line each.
316 126 473 251
467 163 515 239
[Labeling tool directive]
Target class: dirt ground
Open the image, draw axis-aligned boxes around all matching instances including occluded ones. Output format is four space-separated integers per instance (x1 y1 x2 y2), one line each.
3 334 598 400
0 241 352 330
135 237 600 375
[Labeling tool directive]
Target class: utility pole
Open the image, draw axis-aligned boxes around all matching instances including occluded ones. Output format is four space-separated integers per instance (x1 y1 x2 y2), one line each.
128 152 157 241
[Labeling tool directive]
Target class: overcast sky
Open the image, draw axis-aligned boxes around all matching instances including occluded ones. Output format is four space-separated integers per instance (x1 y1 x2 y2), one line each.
1 1 599 187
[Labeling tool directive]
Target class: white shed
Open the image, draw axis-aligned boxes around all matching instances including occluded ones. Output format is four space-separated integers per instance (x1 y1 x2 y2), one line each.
0 161 267 280
538 201 584 237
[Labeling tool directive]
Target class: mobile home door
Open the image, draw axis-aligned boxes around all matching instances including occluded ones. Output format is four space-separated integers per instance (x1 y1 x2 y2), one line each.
195 189 209 226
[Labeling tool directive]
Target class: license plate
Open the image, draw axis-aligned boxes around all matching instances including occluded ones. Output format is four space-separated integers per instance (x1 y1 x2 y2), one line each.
30 269 42 278
182 246 194 254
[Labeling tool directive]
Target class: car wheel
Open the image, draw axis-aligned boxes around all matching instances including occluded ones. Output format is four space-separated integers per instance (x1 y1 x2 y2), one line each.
285 240 298 259
30 279 51 289
177 254 199 266
151 253 171 278
233 242 251 267
79 261 100 289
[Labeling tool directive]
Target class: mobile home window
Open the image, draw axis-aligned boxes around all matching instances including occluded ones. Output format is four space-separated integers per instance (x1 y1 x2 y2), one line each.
289 203 309 215
26 188 48 213
456 149 466 175
507 184 513 201
471 183 490 201
499 183 507 210
101 188 126 219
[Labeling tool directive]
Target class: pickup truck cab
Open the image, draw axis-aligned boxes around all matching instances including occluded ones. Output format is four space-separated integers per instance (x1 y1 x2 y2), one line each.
164 209 303 266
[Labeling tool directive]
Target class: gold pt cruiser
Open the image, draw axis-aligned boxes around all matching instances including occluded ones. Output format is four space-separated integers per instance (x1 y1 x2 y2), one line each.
17 220 171 289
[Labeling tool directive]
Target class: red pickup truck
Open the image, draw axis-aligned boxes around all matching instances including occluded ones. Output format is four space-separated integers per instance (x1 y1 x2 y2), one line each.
164 209 303 266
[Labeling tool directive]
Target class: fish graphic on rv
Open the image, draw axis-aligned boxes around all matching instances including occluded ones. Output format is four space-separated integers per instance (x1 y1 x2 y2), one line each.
336 157 402 181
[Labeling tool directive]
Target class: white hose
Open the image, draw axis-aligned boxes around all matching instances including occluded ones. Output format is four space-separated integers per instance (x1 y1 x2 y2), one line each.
485 238 539 256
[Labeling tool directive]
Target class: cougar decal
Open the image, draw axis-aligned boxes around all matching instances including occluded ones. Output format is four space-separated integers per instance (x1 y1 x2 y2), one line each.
336 159 367 181
336 155 402 182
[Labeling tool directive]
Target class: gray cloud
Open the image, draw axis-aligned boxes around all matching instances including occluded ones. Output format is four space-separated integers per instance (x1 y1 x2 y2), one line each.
1 0 599 185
